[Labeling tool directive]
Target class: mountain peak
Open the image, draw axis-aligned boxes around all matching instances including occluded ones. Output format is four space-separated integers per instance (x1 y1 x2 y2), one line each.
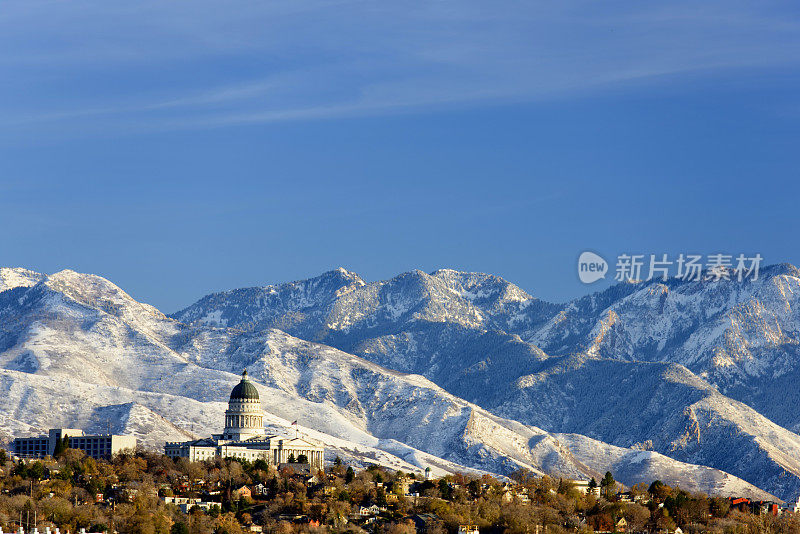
44 269 130 300
428 268 535 305
317 267 365 286
0 267 44 293
334 266 358 277
760 262 800 279
28 268 166 323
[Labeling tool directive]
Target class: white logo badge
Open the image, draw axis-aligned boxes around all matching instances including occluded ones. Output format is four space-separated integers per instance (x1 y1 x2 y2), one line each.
578 251 608 284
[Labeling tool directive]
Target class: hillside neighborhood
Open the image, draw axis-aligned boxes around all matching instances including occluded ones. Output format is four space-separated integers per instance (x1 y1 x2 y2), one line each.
0 445 797 534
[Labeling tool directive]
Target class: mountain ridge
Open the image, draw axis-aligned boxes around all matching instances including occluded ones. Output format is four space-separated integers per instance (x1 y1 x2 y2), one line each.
0 266 779 500
173 264 800 500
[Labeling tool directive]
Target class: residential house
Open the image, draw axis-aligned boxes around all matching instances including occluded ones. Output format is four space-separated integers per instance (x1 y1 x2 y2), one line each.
412 513 443 534
359 504 385 517
572 480 601 497
162 496 220 514
730 497 751 513
499 485 530 505
394 476 412 496
178 501 219 514
752 501 781 516
616 492 633 503
232 485 252 500
783 495 800 513
279 462 320 484
277 513 319 526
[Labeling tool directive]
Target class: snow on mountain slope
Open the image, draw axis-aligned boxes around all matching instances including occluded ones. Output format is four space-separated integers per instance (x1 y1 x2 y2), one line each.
0 268 43 293
527 264 800 429
0 269 589 479
0 367 474 477
176 326 596 479
177 264 800 418
172 268 558 401
0 270 185 390
174 268 561 342
494 356 800 501
174 267 367 332
556 433 776 501
0 268 767 498
173 266 800 500
529 265 800 374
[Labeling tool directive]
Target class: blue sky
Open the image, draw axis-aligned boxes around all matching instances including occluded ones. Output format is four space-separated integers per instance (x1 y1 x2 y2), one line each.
1 1 800 311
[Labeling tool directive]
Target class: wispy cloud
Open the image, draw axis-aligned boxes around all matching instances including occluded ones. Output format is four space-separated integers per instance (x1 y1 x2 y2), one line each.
2 0 799 138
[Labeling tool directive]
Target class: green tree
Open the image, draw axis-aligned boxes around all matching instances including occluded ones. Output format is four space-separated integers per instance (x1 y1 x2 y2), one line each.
296 454 308 464
438 479 452 500
54 435 70 457
648 480 671 502
28 461 46 480
710 496 730 518
468 479 480 499
558 478 576 496
345 466 355 484
600 471 616 500
587 477 598 497
287 453 295 463
171 523 189 534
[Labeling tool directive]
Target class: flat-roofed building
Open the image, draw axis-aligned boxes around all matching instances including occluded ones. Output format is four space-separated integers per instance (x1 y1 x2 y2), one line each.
13 428 136 459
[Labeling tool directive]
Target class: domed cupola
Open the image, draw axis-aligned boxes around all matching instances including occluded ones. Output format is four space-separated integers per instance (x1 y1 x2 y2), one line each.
223 370 265 441
230 369 260 401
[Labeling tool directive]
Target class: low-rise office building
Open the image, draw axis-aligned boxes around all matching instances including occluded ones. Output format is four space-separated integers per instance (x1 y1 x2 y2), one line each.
13 428 136 459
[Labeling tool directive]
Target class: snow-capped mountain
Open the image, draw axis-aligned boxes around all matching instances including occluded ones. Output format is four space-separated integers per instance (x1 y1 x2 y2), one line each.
527 264 800 427
0 267 775 500
174 265 800 501
0 267 43 293
173 268 557 400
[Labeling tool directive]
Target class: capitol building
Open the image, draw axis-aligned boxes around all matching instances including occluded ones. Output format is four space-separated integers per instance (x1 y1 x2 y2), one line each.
165 370 324 469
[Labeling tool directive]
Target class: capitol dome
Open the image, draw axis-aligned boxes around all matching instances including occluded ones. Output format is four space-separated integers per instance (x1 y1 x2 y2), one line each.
223 370 265 441
230 370 260 400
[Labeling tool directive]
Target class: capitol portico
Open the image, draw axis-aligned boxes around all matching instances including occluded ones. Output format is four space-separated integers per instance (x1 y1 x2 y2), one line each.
165 370 324 469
